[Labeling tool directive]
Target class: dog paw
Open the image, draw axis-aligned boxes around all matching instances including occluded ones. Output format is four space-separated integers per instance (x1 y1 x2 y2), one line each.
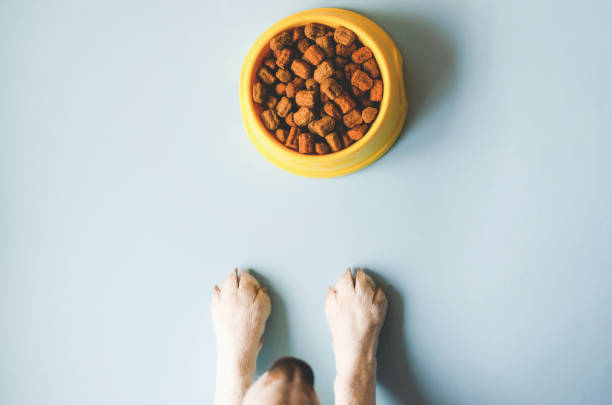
325 268 388 353
211 269 271 353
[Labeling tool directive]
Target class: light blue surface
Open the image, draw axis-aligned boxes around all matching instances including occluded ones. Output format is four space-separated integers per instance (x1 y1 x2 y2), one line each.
2 1 611 404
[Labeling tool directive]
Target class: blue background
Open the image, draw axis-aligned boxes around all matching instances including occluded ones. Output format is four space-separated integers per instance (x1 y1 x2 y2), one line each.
2 1 611 404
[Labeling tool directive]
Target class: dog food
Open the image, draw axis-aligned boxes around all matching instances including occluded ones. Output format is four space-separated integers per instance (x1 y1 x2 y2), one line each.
252 23 382 154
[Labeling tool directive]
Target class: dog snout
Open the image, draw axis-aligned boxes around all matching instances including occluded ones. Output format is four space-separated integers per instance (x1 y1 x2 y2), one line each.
268 357 315 387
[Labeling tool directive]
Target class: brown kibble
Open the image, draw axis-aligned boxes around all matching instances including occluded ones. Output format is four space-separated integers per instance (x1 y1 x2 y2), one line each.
275 83 286 95
285 77 304 98
347 124 368 140
297 38 311 53
370 79 383 102
344 63 359 83
285 112 296 127
315 141 331 155
351 46 373 64
269 31 292 51
333 56 349 69
360 97 374 107
320 78 343 100
325 132 342 152
304 78 318 91
304 23 327 39
334 26 356 46
265 95 278 109
276 96 292 118
342 133 353 148
334 93 357 114
292 27 304 42
336 43 357 57
343 110 363 128
362 107 378 123
275 128 288 143
352 85 366 97
275 68 293 83
303 45 325 66
298 132 314 154
291 59 312 79
351 69 373 91
362 59 380 78
258 67 276 85
295 90 316 108
285 127 298 150
315 36 335 57
261 109 280 131
263 58 276 70
309 116 335 137
313 60 334 83
293 106 315 126
320 91 330 103
276 48 293 69
323 102 342 120
252 82 266 104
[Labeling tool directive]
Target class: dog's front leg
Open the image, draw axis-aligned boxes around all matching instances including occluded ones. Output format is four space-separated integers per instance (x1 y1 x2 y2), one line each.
326 268 388 405
211 269 271 405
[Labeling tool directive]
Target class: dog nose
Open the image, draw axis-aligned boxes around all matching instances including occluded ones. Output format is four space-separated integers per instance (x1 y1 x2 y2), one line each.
268 357 315 387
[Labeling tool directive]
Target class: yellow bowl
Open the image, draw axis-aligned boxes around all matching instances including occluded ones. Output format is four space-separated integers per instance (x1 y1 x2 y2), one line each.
239 8 408 178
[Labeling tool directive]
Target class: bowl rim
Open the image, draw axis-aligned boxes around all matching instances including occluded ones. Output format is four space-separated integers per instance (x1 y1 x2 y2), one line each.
241 8 393 162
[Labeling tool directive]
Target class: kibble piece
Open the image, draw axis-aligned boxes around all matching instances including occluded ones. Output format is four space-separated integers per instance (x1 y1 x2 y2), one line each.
323 102 342 120
315 141 331 155
285 127 298 149
309 116 335 137
316 36 335 57
333 70 344 81
265 95 278 109
303 45 325 66
333 93 357 114
276 48 293 69
351 46 373 64
351 69 373 91
362 107 378 123
286 112 296 127
263 58 276 70
360 97 374 107
275 83 286 95
298 133 314 153
297 38 311 53
344 63 359 83
320 92 330 104
325 132 342 152
291 59 312 79
347 124 368 140
275 68 293 83
285 77 304 98
342 133 353 148
320 78 343 100
252 82 266 104
336 43 357 57
293 106 315 126
362 59 380 78
276 96 292 118
295 90 316 108
270 31 292 51
343 109 363 128
275 128 288 143
313 60 334 83
304 78 318 91
352 85 366 97
261 110 280 131
334 56 349 69
304 23 327 39
292 27 304 41
370 79 383 102
258 67 276 85
334 26 356 46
